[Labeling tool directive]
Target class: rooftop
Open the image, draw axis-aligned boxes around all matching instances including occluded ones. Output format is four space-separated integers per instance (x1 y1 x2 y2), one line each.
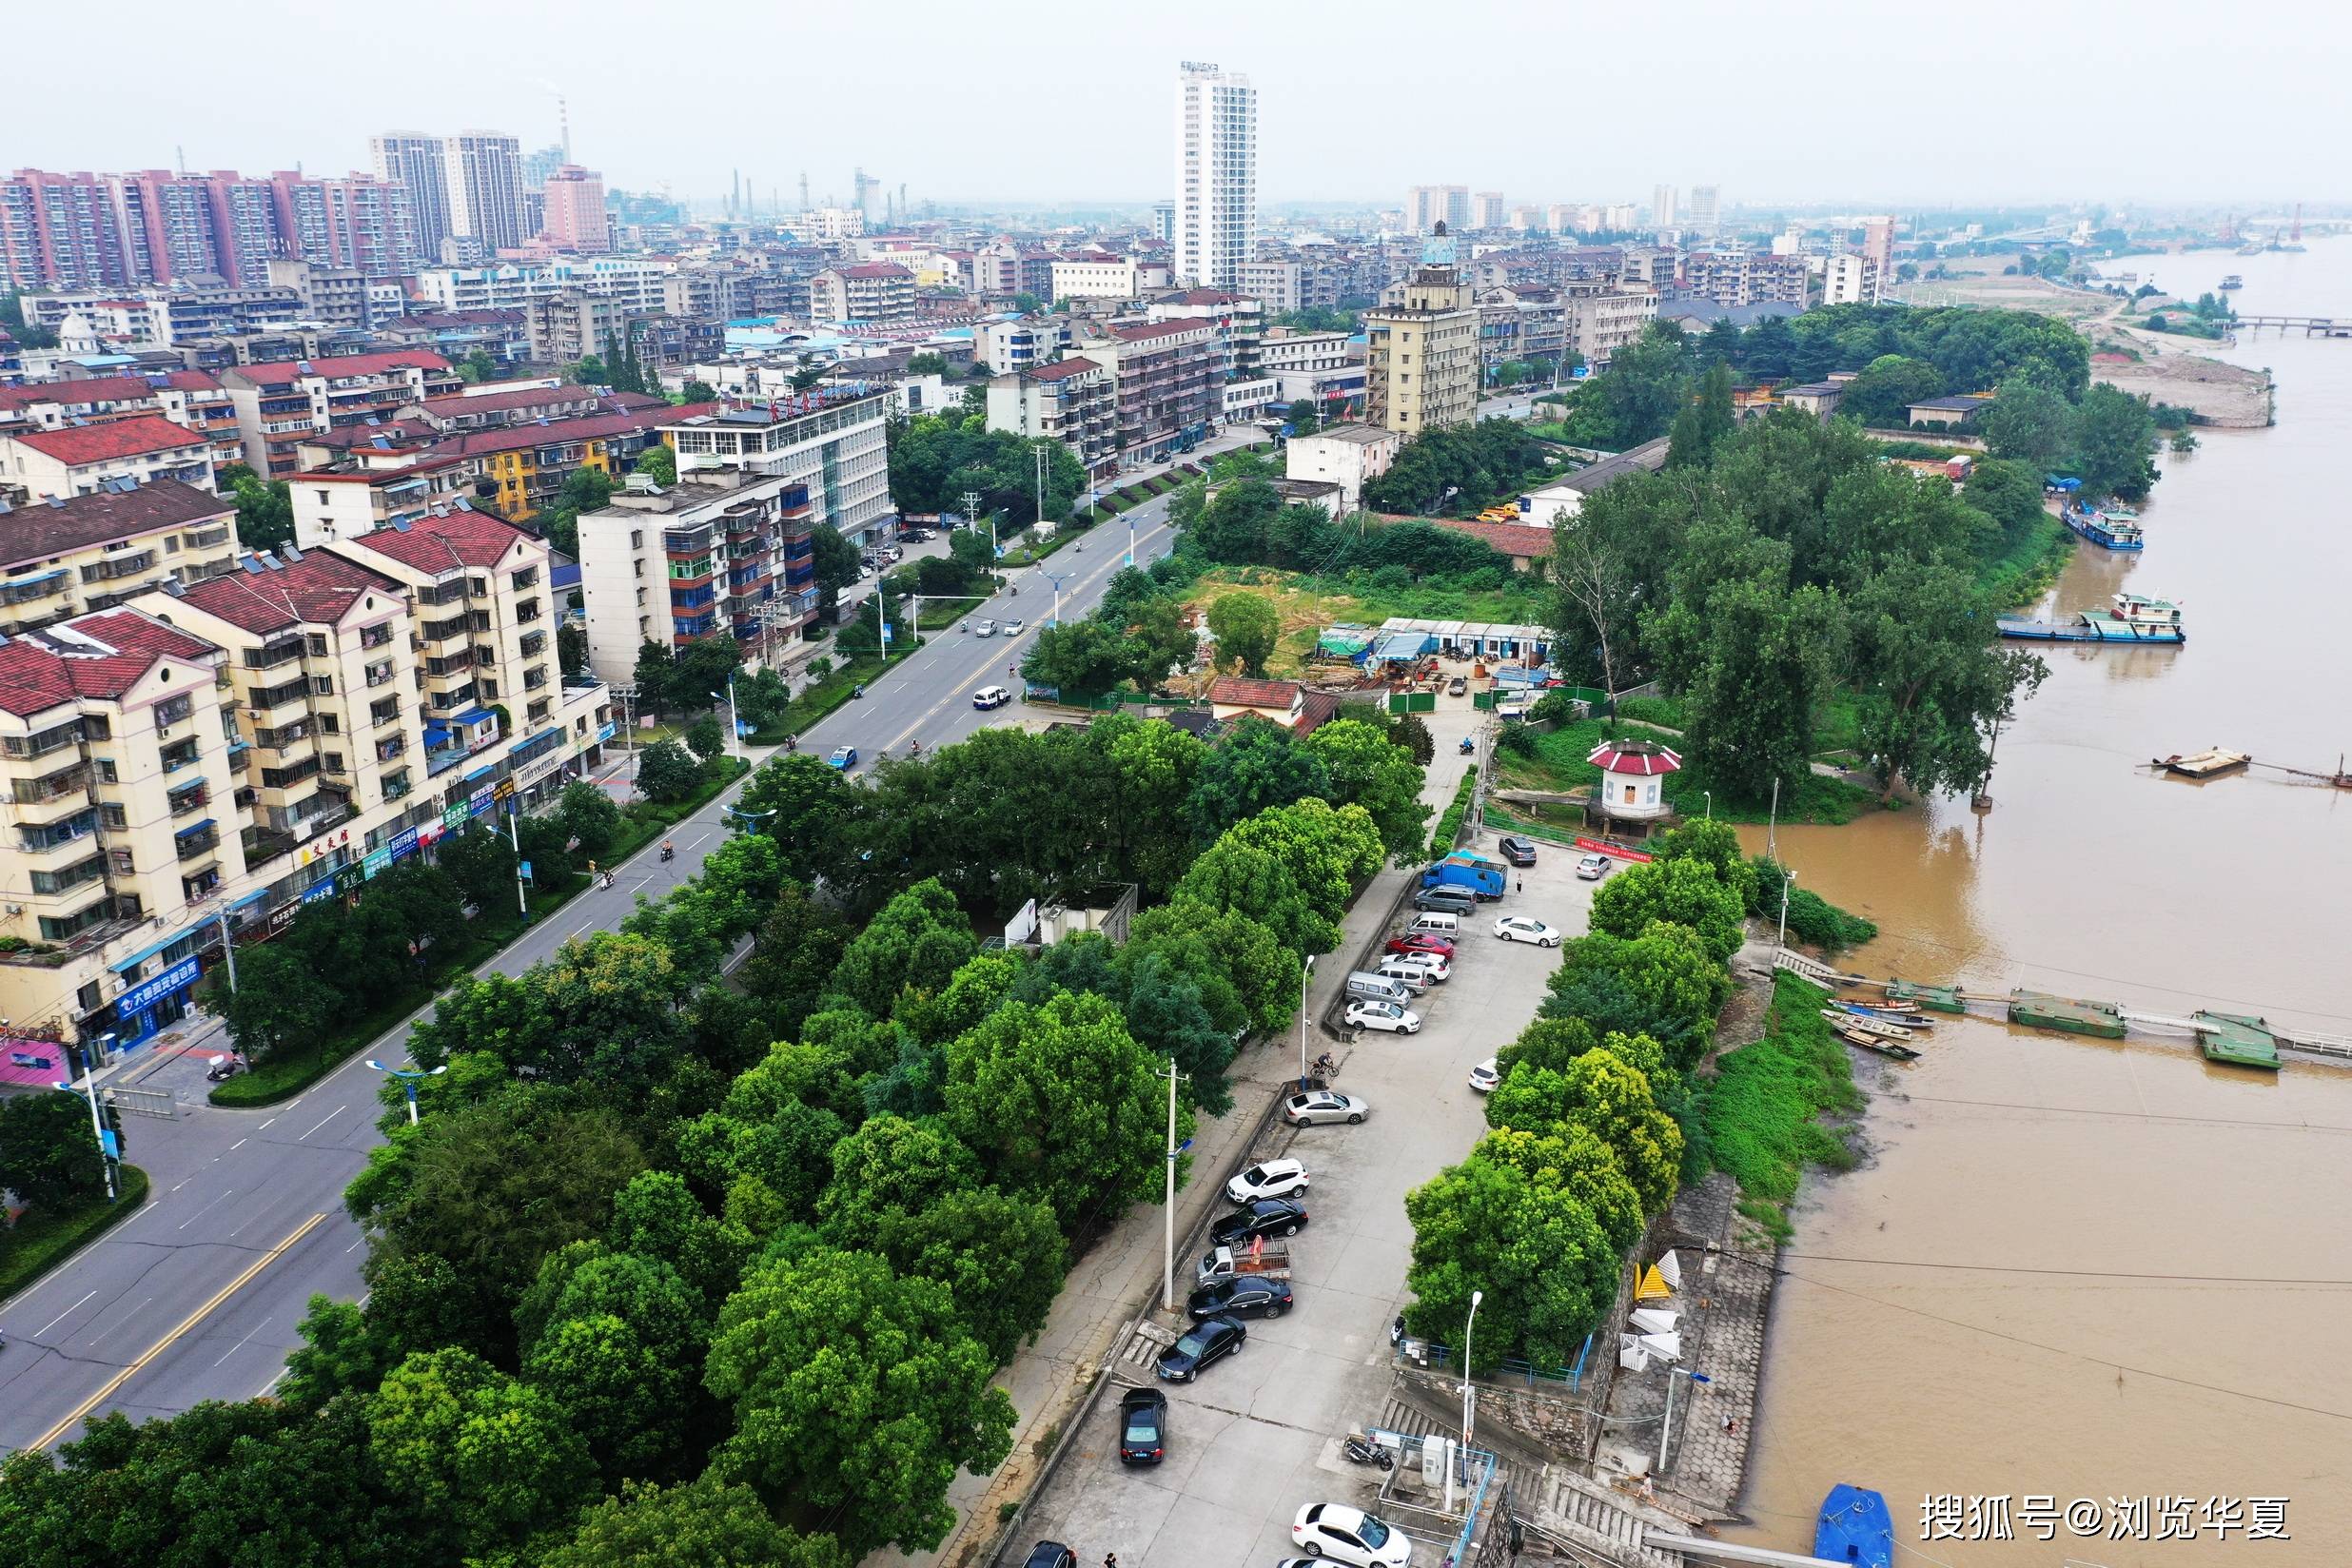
1108 317 1214 343
1208 675 1303 710
1909 394 1995 412
1429 517 1554 558
0 375 165 412
0 609 220 717
227 349 453 386
0 479 231 567
1027 356 1101 382
341 508 534 575
7 414 206 465
1556 437 1671 494
1295 422 1395 447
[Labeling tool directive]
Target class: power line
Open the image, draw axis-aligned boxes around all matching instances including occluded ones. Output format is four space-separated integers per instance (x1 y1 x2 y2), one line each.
1766 1252 2352 1288
1896 1091 2352 1136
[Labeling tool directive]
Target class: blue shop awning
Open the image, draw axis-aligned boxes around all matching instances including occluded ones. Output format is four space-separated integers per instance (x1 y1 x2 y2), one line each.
449 706 496 728
461 763 498 782
173 817 216 837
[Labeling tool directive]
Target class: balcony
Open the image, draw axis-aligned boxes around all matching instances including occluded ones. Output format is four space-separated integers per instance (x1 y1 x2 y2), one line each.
175 823 220 862
167 781 209 817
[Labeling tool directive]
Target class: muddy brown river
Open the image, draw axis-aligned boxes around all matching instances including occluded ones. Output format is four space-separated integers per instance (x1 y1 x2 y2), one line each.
1720 239 2352 1567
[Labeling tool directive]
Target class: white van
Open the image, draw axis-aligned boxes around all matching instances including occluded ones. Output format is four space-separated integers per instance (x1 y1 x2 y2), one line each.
1345 971 1413 1007
1407 911 1460 939
1374 958 1434 994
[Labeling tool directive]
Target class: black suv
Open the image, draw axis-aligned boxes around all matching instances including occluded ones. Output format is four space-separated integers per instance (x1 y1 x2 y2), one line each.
1208 1198 1308 1246
1497 835 1539 866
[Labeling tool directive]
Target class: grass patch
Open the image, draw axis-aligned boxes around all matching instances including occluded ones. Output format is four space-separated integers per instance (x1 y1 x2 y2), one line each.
1981 513 2075 609
1429 765 1477 855
1695 973 1863 1237
1614 695 1687 730
212 756 750 1107
0 1166 150 1302
1180 565 1546 679
1491 716 1880 825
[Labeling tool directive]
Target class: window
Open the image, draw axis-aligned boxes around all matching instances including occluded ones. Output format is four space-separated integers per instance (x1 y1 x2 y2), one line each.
320 714 340 734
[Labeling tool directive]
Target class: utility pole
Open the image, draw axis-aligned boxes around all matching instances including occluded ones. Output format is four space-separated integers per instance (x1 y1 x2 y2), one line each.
1766 774 1778 863
66 1038 116 1201
1162 1057 1186 1311
1298 954 1316 1082
1775 867 1794 951
1658 1367 1714 1474
1032 444 1047 534
509 803 529 920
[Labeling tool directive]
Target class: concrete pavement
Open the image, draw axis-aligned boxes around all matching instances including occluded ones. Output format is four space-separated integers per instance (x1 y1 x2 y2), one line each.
0 430 1264 1455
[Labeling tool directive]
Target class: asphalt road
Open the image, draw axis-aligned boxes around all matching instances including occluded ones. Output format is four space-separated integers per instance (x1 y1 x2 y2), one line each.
0 431 1261 1456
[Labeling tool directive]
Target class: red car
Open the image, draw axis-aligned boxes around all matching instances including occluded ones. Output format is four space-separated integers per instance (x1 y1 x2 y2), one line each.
1385 932 1456 958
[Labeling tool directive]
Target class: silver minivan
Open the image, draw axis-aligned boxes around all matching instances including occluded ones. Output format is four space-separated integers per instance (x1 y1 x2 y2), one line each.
1407 911 1460 938
1374 958 1434 994
1345 970 1413 1007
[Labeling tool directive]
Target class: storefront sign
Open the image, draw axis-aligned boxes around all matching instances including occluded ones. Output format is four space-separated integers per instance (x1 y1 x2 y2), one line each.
388 826 420 863
441 801 469 830
116 956 201 1019
597 721 617 743
301 877 340 906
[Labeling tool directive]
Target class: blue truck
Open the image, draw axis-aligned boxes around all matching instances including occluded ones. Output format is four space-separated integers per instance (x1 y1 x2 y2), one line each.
1421 852 1506 899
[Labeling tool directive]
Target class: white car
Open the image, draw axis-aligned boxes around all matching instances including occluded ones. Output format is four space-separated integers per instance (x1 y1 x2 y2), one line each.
1284 1089 1369 1126
1344 999 1421 1034
1394 951 1450 983
1468 1057 1500 1093
1494 914 1561 948
1000 617 1027 636
1225 1157 1310 1205
1576 853 1613 881
1293 1502 1413 1568
971 685 1012 710
973 618 997 637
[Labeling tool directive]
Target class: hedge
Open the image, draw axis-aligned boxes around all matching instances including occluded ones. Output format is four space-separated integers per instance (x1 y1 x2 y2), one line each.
1428 764 1478 856
0 1166 150 1303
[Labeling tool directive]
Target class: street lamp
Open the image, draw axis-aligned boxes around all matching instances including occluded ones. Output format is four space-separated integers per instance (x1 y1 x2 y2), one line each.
366 1059 448 1126
1298 953 1316 1083
1658 1365 1714 1473
710 679 741 757
53 1032 118 1201
1703 790 1713 821
1162 1057 1191 1312
1775 866 1796 951
1461 1288 1484 1444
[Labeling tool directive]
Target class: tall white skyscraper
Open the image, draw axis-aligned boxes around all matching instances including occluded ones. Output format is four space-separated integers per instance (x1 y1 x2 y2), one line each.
1688 185 1719 234
1175 61 1256 290
1652 184 1677 230
371 131 454 255
443 131 526 252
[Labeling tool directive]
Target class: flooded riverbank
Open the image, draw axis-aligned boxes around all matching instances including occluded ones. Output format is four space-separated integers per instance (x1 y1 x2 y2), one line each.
1721 238 2352 1566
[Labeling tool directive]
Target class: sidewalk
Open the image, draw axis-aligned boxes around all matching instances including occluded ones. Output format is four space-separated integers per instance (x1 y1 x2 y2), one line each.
888 702 1484 1568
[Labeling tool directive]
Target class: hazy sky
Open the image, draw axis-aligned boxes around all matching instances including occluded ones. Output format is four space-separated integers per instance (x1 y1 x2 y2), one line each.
10 0 2340 211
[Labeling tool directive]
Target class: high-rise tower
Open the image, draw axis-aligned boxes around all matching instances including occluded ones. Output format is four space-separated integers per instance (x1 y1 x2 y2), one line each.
1175 61 1257 291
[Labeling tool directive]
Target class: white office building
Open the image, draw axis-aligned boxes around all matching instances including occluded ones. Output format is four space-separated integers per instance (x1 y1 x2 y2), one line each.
1175 62 1257 291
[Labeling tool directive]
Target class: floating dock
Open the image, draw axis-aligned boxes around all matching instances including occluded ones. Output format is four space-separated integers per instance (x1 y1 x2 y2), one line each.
2190 1011 2283 1069
1999 611 2184 644
2155 748 2251 778
1885 978 1965 1014
2007 990 2128 1038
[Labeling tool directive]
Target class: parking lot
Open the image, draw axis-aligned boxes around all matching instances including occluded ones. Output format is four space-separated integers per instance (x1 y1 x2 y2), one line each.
1010 828 1605 1567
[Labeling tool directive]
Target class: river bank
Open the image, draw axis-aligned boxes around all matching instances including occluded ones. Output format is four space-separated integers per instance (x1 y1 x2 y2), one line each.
1717 237 2352 1565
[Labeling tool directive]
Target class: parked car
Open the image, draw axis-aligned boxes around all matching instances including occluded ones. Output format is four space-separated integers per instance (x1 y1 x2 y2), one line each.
1208 1198 1309 1246
1021 1545 1077 1568
1393 951 1451 983
1344 999 1421 1034
1155 1315 1246 1381
1447 675 1467 696
1495 914 1562 947
1576 853 1614 881
1284 1089 1369 1126
1000 617 1026 636
1412 889 1478 916
827 745 857 770
1384 932 1456 959
1292 1502 1413 1568
1225 1157 1309 1204
1117 1387 1167 1464
972 685 1012 710
1468 1056 1501 1093
1497 834 1538 866
1186 1274 1293 1321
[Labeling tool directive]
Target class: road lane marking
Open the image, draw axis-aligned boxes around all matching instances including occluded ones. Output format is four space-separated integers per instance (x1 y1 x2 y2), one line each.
229 1138 246 1151
177 1188 234 1231
30 1211 327 1451
211 1314 271 1367
296 1104 346 1141
258 1118 275 1130
83 1295 152 1351
32 1290 96 1338
170 1178 191 1192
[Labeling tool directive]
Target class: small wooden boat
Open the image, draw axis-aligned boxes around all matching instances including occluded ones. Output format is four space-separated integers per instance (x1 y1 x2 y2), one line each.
1821 1008 1912 1042
1833 1021 1922 1061
2154 747 2250 779
1838 1002 1936 1029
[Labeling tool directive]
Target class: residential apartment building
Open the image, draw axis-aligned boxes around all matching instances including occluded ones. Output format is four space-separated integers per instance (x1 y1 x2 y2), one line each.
1569 287 1659 367
1236 260 1304 313
1407 186 1470 235
1284 423 1398 515
986 357 1118 477
221 351 461 479
412 255 676 314
266 172 422 277
1472 192 1507 230
0 371 245 471
577 470 819 684
441 132 526 255
1073 318 1222 468
541 165 610 254
370 132 457 256
659 391 895 548
1860 215 1895 273
1 170 128 290
1653 185 1677 229
1822 253 1883 306
807 264 916 325
1364 265 1479 435
284 461 475 544
265 258 386 330
0 480 239 635
1261 329 1363 416
1174 62 1257 290
1050 256 1147 301
1477 286 1568 374
977 316 1071 376
524 290 641 365
1681 248 1809 309
2 416 216 500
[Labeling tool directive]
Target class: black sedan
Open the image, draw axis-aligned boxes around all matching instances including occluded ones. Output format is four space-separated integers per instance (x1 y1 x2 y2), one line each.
1187 1275 1293 1321
1155 1315 1246 1382
1117 1387 1168 1464
1497 834 1539 867
1208 1198 1309 1247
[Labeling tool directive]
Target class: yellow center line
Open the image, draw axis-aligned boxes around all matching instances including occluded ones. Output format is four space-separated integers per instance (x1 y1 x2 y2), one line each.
30 1210 328 1452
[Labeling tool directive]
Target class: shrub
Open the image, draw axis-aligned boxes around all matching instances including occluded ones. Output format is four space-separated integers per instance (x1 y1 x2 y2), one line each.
1428 765 1477 854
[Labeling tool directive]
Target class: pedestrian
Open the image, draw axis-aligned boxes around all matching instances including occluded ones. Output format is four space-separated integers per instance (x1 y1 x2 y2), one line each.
1105 1556 1117 1568
1517 876 1524 894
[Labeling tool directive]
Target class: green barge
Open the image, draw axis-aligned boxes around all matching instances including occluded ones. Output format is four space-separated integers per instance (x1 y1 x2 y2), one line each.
1885 978 1966 1014
2008 990 2127 1039
2190 1011 2283 1070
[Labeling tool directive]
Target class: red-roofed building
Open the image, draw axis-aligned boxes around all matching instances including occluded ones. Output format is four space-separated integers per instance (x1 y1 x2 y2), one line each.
0 480 238 635
1426 516 1553 571
1 414 214 500
220 351 461 479
1207 675 1308 730
1586 738 1680 825
0 370 242 470
985 356 1117 475
408 384 604 432
810 263 915 325
1074 317 1222 466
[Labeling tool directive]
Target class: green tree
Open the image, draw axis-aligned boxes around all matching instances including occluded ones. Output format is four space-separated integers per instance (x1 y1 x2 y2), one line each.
1183 715 1332 842
811 523 862 620
1585 322 1691 447
459 346 499 382
1403 1145 1620 1371
1983 380 2076 470
1847 560 2048 800
1665 361 1736 469
941 989 1180 1229
1475 1121 1644 1253
905 351 949 376
737 754 861 885
1302 717 1430 859
871 1185 1067 1362
567 352 609 386
1188 478 1284 562
814 1112 981 1246
224 465 296 553
2073 382 2159 500
1663 573 1843 802
559 619 590 676
432 821 517 911
518 1245 709 1482
1020 617 1127 696
636 442 678 485
0 1090 108 1211
703 1245 1016 1554
1553 1045 1682 1211
637 738 703 803
1284 397 1320 436
1011 291 1044 313
826 877 975 1018
369 1345 594 1557
223 943 339 1065
1834 354 1945 428
675 633 749 711
1587 855 1748 964
685 712 727 760
539 1477 851 1568
556 777 622 858
1961 457 2048 545
1204 591 1279 676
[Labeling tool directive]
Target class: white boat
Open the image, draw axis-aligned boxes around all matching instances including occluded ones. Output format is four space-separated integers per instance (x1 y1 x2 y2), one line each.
2112 591 2184 630
1822 1007 1913 1042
